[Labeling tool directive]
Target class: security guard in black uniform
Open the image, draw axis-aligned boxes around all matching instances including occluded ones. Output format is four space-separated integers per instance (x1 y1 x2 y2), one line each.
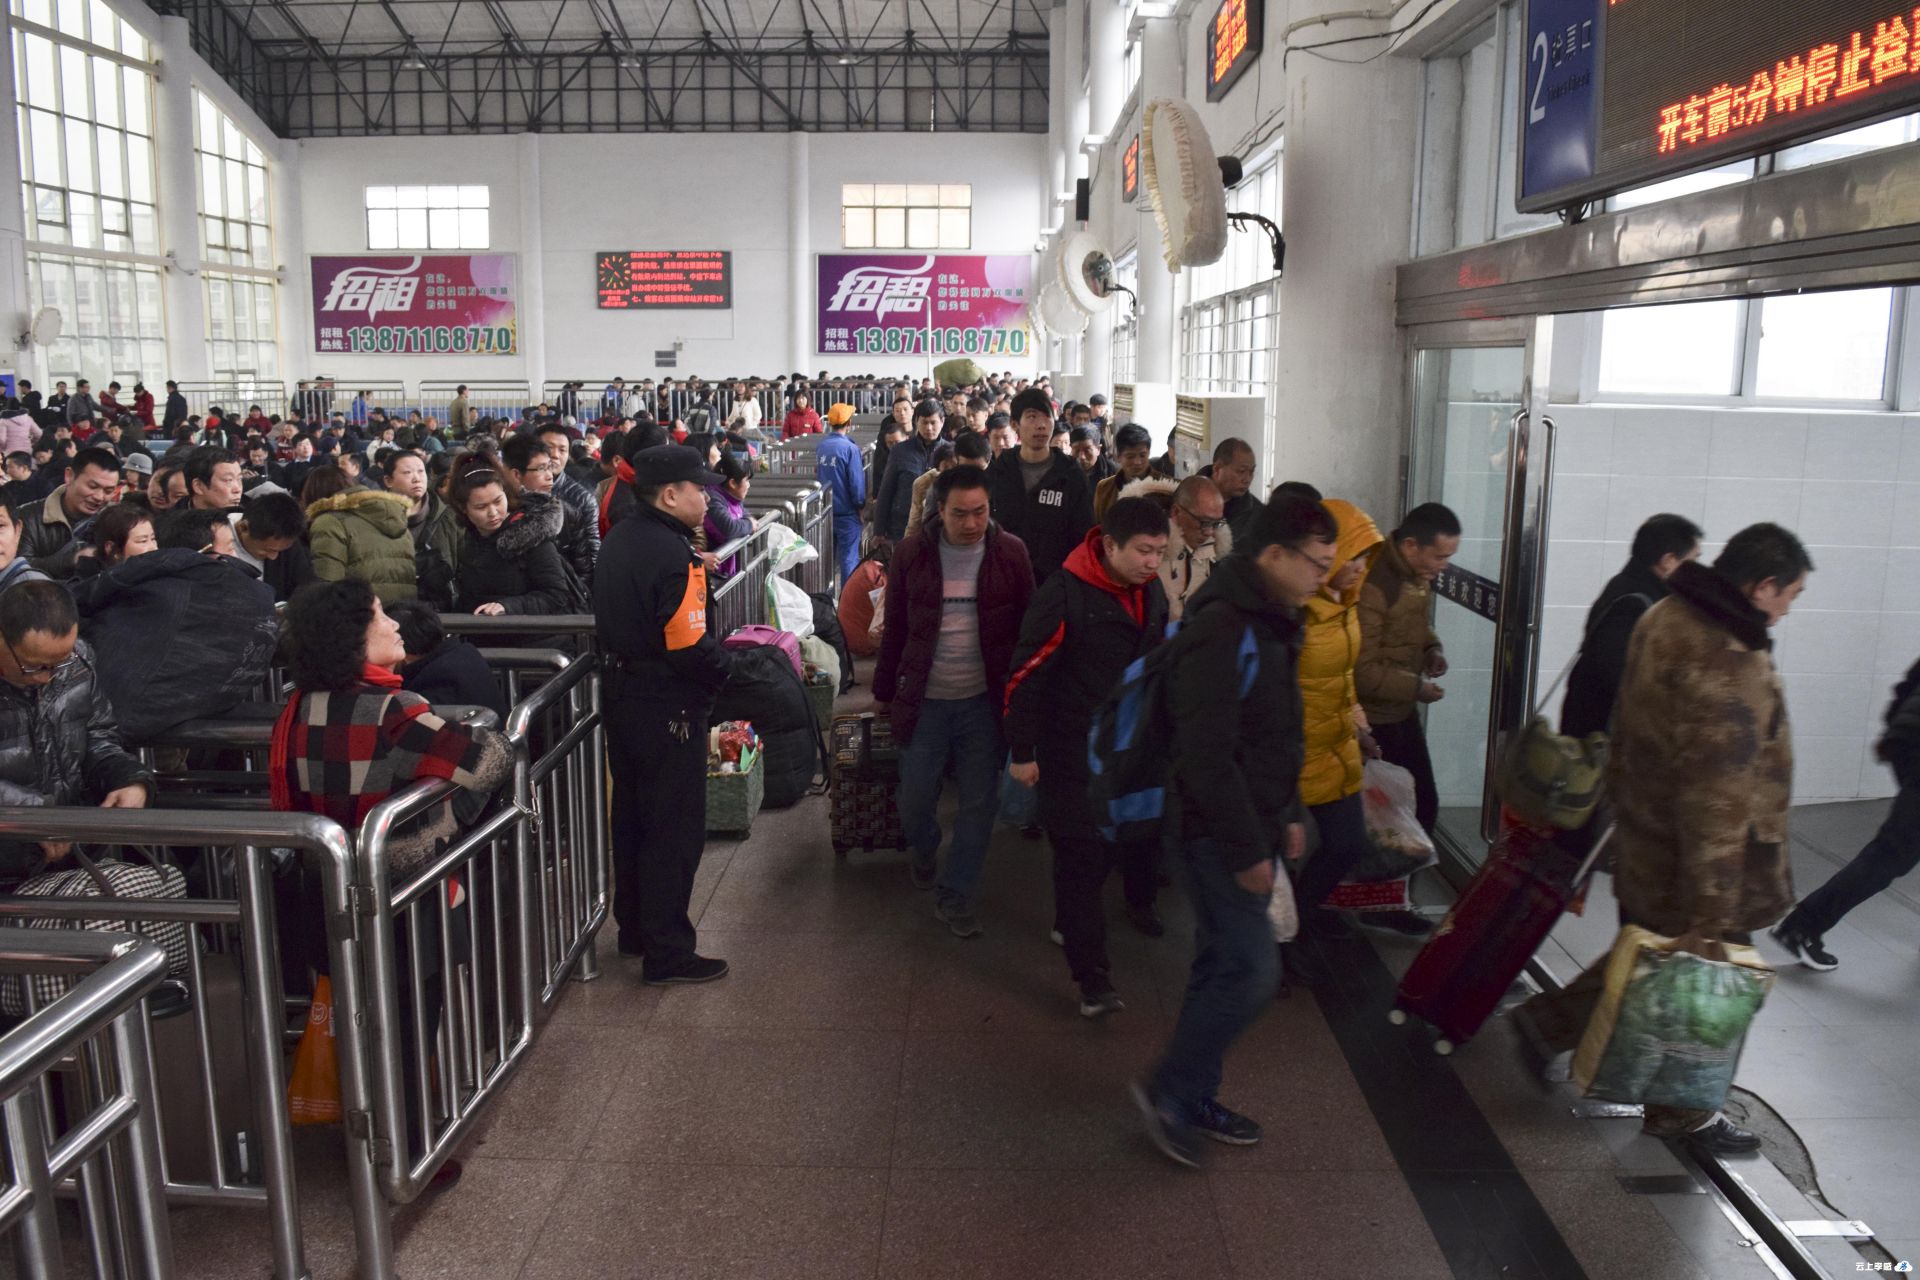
594 445 733 984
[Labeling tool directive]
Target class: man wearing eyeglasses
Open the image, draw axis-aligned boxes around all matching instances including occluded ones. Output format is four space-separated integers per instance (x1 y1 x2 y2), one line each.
1118 474 1229 621
0 580 151 885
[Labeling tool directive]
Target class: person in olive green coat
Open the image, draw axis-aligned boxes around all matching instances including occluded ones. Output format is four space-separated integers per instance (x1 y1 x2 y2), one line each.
303 463 418 603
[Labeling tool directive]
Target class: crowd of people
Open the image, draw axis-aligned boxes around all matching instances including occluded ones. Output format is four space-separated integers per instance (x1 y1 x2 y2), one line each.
0 360 1910 1184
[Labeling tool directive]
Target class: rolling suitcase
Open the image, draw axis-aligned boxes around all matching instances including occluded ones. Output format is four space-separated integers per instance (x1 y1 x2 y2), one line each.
830 712 904 856
1389 820 1610 1054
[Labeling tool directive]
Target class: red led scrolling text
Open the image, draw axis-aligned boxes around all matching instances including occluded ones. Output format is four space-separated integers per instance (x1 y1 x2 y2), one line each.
1122 136 1140 198
1212 0 1250 85
1656 10 1920 154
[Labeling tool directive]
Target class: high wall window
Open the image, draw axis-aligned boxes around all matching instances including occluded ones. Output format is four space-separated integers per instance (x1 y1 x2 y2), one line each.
194 91 277 379
1179 151 1281 431
1110 252 1138 388
12 0 156 254
12 0 164 383
27 252 166 385
366 185 490 250
841 184 971 249
1595 288 1899 405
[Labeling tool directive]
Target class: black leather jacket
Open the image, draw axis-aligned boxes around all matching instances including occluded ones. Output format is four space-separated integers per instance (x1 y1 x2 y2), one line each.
0 640 153 883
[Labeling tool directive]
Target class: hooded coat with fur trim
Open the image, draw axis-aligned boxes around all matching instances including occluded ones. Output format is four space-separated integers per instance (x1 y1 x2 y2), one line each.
1118 476 1232 620
1299 500 1384 808
307 488 418 603
455 491 584 616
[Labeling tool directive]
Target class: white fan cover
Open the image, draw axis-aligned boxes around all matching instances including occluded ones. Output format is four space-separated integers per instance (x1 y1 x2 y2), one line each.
1037 281 1089 336
1058 230 1115 314
1142 97 1229 272
28 306 61 346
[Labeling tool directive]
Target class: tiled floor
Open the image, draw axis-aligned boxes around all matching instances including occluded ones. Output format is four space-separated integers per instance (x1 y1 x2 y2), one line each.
1537 798 1920 1268
30 696 1853 1278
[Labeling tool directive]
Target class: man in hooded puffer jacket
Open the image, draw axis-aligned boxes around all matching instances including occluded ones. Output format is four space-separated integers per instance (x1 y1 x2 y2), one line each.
1004 498 1170 1018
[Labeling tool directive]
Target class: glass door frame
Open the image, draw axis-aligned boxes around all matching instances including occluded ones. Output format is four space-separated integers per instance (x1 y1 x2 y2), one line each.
1402 315 1560 868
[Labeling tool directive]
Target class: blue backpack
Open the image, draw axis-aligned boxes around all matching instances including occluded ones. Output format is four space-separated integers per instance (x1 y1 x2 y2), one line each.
1086 618 1262 843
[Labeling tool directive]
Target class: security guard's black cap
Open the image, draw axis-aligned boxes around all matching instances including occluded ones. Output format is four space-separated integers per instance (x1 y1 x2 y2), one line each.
631 444 723 488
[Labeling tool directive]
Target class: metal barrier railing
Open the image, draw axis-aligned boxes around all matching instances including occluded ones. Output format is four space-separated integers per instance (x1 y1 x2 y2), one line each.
709 522 784 637
176 381 288 422
334 382 410 426
417 381 533 430
0 810 368 1279
0 929 173 1280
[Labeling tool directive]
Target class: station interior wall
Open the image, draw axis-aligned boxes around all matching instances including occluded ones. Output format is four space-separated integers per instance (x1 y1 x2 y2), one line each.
288 130 1048 388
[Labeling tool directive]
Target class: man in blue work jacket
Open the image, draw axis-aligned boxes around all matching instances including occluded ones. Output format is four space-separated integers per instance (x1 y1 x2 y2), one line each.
815 402 866 587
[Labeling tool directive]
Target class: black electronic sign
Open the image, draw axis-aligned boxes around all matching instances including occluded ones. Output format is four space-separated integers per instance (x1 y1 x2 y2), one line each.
1205 0 1263 102
596 250 733 309
1521 0 1920 213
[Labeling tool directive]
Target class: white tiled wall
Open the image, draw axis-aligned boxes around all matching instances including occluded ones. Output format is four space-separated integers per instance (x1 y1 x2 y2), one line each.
1542 404 1920 803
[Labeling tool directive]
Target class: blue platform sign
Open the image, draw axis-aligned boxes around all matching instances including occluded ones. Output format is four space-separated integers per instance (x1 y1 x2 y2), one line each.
1518 0 1600 212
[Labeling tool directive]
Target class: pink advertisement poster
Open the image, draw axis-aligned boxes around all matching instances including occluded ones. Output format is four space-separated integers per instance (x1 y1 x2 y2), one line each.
311 254 517 355
817 253 1031 357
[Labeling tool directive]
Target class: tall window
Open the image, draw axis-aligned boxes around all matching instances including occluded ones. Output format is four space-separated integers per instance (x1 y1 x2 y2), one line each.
1179 151 1281 431
26 252 166 385
12 0 164 382
1110 253 1138 388
841 184 971 249
194 91 277 378
366 185 490 250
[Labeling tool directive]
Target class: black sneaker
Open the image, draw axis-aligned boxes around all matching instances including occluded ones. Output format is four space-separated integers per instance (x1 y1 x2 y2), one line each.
909 856 937 890
1770 923 1838 972
1125 905 1165 938
1079 984 1125 1019
1194 1097 1262 1146
642 955 730 986
1683 1115 1763 1155
1020 823 1044 841
1131 1081 1203 1169
1356 909 1433 938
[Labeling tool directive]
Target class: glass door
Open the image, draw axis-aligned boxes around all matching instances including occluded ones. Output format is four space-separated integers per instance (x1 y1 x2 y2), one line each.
1404 322 1552 868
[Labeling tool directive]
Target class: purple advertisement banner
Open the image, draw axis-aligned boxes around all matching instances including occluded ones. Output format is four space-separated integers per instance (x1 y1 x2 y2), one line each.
312 254 517 355
817 254 1032 357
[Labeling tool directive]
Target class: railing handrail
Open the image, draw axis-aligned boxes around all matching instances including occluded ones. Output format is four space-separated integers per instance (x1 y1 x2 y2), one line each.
0 931 166 1103
439 614 599 636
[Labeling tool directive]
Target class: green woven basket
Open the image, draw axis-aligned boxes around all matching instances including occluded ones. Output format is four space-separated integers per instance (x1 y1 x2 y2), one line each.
805 672 836 728
706 748 764 835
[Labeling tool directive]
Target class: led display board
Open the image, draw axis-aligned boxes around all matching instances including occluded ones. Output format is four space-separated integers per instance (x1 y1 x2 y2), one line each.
596 250 732 309
1206 0 1262 102
1122 134 1142 202
1521 0 1920 212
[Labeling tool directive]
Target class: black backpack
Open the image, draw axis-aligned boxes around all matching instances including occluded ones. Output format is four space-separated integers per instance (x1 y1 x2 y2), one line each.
808 592 856 693
712 645 827 808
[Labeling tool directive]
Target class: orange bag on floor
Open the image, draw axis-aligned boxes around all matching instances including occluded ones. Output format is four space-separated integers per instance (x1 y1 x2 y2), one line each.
287 975 341 1126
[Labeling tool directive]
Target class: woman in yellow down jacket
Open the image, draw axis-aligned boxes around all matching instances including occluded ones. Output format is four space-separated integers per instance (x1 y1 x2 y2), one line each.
1290 499 1428 941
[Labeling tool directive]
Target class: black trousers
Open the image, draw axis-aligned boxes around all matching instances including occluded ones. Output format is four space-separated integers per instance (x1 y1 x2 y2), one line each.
1371 717 1439 833
1293 792 1370 915
1788 757 1920 938
1051 833 1155 990
607 694 708 975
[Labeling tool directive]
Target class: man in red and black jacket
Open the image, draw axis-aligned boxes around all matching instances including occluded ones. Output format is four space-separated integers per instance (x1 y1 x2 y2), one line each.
873 466 1033 939
1004 499 1171 1018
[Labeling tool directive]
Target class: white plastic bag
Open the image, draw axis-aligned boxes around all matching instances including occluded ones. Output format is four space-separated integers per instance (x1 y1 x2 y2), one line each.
1267 861 1299 943
1353 759 1437 880
766 573 816 637
868 582 886 638
762 518 818 574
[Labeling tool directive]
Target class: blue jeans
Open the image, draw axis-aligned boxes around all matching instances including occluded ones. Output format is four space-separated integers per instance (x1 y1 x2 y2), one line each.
833 512 863 587
1150 840 1279 1123
897 695 1003 911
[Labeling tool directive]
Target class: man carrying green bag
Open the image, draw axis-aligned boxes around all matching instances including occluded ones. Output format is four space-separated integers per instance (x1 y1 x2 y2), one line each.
1573 523 1811 1154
